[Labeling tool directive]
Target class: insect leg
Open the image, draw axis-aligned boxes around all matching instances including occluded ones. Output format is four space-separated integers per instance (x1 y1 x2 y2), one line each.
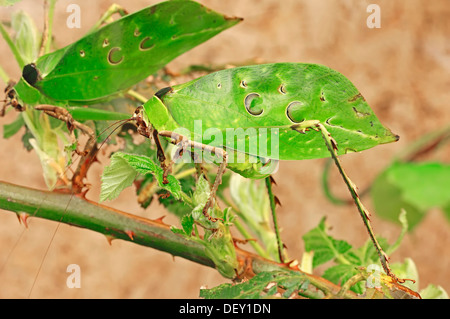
158 130 228 222
1 81 24 116
291 120 398 282
131 106 171 184
152 129 171 185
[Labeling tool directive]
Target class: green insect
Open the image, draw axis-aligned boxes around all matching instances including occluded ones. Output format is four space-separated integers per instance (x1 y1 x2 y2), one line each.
3 0 241 119
132 62 400 281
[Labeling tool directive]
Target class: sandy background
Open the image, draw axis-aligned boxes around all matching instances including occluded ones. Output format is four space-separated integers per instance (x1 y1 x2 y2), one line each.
0 0 449 298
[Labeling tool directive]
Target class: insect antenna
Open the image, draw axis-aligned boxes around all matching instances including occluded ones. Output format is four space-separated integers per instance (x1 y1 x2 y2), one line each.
96 117 134 152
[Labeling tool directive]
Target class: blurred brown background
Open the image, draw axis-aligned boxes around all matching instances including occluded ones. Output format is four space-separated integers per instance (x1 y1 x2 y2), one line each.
0 0 449 298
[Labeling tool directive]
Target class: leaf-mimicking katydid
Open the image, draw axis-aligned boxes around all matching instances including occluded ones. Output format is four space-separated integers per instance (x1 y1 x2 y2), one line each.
2 0 242 117
132 62 401 280
0 1 406 293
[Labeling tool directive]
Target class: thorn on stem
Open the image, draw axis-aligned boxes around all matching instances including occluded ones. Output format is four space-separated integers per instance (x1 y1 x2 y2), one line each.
274 196 282 207
125 230 135 241
17 212 30 228
105 235 114 245
153 215 167 225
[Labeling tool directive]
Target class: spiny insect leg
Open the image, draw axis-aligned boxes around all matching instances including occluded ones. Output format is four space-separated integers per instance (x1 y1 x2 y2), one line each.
151 129 171 184
292 120 398 282
158 130 228 223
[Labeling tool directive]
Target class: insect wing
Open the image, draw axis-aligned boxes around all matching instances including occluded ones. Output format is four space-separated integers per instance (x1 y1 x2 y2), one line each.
158 63 399 161
18 1 241 105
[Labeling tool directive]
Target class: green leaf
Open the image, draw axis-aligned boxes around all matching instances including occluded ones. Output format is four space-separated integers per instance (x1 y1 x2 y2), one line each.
302 217 352 268
122 153 181 199
371 162 450 230
3 113 24 138
390 258 419 292
100 153 138 201
229 174 279 259
11 10 39 63
386 209 408 255
180 213 194 236
192 174 211 207
158 175 196 217
322 264 363 294
200 270 310 299
420 284 449 299
0 0 22 6
100 152 181 201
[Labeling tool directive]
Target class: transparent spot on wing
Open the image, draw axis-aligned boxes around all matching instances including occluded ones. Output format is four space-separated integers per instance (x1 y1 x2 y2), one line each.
244 93 264 116
286 101 306 123
108 47 123 65
79 50 85 57
258 158 279 175
139 36 154 51
102 39 110 48
278 84 287 95
240 80 247 88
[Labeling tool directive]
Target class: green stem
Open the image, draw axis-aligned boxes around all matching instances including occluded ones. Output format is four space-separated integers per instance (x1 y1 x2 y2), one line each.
219 195 269 258
127 89 148 104
233 217 271 259
396 124 450 162
0 180 213 267
0 21 25 69
321 158 347 205
89 4 128 33
44 0 57 55
0 65 10 84
173 167 197 181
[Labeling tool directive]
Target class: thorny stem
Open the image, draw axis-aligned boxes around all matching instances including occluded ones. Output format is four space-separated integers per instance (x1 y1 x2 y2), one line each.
0 181 421 298
0 180 359 299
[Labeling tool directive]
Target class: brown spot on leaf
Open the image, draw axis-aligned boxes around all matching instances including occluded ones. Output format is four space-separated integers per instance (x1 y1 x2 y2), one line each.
348 92 365 102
